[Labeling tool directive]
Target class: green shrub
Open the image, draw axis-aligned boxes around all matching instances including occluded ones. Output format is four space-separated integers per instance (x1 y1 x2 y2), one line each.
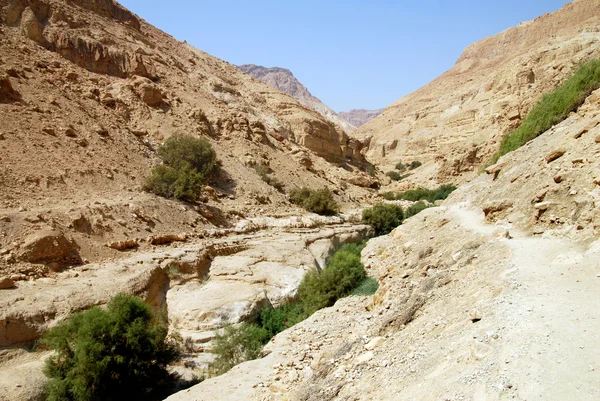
408 161 422 170
392 184 456 203
157 134 217 177
405 201 430 218
209 324 269 376
386 171 408 181
288 187 339 216
395 162 406 171
298 243 366 316
490 59 600 164
144 134 216 201
366 164 376 177
259 303 305 338
362 203 404 236
42 294 178 401
351 277 379 296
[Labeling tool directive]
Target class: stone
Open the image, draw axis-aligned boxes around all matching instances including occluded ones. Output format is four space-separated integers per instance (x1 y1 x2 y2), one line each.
0 74 19 103
106 239 139 251
20 7 44 43
0 276 15 289
470 309 482 323
364 336 386 351
18 229 82 265
545 149 566 163
346 174 380 189
355 351 374 365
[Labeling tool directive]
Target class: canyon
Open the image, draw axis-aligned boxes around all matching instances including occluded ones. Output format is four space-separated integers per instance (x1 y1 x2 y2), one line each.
1 0 600 400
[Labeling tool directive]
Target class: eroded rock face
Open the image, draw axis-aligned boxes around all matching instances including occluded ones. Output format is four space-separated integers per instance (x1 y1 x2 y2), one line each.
0 74 19 102
356 0 600 185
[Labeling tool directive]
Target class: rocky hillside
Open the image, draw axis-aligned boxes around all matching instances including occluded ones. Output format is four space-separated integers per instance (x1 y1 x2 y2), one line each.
338 108 383 128
238 64 357 132
0 0 381 277
167 63 600 401
356 0 600 187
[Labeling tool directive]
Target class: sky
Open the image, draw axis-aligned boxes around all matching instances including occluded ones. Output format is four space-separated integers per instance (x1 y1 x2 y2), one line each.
118 0 568 112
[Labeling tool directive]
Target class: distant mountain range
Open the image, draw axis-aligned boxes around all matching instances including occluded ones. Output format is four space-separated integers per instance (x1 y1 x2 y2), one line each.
238 64 382 131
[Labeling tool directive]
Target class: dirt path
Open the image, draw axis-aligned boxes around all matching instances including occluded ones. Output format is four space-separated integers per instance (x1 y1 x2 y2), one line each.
452 202 600 400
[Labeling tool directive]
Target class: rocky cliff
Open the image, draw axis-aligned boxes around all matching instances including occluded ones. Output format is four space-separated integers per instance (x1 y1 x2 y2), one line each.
238 64 358 133
167 62 600 401
356 0 600 187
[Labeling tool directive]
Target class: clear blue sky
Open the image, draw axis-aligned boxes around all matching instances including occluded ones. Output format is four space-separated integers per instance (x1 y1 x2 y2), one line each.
119 0 567 112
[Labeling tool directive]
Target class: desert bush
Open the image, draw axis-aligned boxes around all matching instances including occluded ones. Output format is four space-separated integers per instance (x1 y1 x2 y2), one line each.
157 134 217 177
386 171 408 181
391 184 456 203
405 201 430 218
42 294 178 401
395 162 406 171
490 59 600 164
258 303 305 338
144 134 216 201
362 203 404 236
288 187 339 215
351 277 379 296
209 323 269 376
366 164 376 177
408 161 422 170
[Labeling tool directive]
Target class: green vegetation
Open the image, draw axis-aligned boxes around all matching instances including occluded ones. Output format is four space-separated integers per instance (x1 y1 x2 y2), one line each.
395 162 406 171
210 243 372 375
490 59 600 164
408 161 422 170
366 164 377 177
386 171 408 181
288 187 339 216
144 134 217 202
405 201 430 218
383 184 457 203
209 324 270 376
253 163 284 193
362 203 404 236
42 294 178 401
351 277 379 296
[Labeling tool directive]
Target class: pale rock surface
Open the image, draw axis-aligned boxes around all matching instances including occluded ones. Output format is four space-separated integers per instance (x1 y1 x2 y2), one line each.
357 0 600 188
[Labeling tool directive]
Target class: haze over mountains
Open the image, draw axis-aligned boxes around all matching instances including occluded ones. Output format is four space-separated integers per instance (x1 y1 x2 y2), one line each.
238 64 382 132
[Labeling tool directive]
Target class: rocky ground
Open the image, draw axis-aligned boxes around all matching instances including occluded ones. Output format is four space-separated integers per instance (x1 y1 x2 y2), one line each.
167 86 600 401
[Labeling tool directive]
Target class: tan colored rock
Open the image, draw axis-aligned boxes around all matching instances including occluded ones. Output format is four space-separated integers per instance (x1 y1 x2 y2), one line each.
546 148 566 163
0 277 15 290
20 7 44 43
0 74 19 102
18 229 82 265
106 239 139 251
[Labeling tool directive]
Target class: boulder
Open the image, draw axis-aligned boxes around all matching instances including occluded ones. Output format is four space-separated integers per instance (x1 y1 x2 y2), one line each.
20 7 44 43
0 74 19 103
18 229 82 265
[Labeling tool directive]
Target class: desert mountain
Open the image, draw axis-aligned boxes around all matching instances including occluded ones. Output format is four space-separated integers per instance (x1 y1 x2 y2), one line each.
238 64 358 132
338 108 383 128
356 0 600 187
0 0 383 389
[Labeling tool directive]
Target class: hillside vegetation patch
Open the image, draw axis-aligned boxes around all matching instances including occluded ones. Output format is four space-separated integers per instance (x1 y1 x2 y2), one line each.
490 59 600 164
288 187 339 215
144 134 217 201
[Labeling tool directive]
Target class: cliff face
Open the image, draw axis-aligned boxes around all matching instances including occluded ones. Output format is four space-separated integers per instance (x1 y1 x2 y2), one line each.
238 64 358 133
356 0 600 186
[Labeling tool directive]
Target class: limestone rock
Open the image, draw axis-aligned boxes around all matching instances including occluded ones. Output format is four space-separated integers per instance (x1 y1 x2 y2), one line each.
0 74 19 103
18 229 82 265
0 277 15 290
20 7 44 43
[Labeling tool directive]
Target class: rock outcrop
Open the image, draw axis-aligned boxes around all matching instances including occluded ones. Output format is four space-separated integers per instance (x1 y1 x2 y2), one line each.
356 0 600 186
167 82 600 401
